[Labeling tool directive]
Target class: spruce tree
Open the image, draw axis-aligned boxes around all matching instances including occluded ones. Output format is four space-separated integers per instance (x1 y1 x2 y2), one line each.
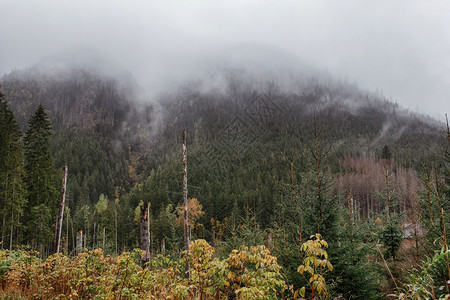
299 116 380 298
301 116 340 241
0 90 27 249
444 120 450 241
381 145 392 160
23 104 57 251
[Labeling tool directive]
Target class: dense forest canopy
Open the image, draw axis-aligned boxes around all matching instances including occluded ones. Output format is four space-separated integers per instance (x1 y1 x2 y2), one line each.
1 61 449 299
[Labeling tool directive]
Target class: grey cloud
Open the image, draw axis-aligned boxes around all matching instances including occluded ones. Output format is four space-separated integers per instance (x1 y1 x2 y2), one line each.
0 0 449 120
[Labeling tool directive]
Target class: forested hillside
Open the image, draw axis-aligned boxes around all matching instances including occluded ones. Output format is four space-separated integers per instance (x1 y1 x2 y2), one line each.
1 63 449 299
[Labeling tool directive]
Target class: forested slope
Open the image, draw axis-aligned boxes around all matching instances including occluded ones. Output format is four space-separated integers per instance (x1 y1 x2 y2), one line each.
1 63 449 298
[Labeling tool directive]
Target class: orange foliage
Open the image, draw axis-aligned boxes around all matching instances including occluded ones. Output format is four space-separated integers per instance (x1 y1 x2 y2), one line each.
176 198 205 228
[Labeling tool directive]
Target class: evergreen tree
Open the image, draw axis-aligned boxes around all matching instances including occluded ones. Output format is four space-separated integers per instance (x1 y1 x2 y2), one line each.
300 117 380 298
301 116 340 241
381 145 392 161
444 123 450 243
0 90 27 249
23 104 58 251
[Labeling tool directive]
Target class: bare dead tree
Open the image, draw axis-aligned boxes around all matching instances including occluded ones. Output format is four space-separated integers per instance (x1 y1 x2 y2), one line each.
385 170 393 224
347 189 353 242
93 222 96 248
182 131 189 251
423 159 434 226
76 229 83 255
140 202 150 267
66 207 69 254
55 164 68 254
182 131 189 274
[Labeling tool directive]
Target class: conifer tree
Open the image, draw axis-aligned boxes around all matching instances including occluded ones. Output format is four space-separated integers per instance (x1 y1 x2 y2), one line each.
301 115 340 241
381 145 392 161
444 116 450 234
300 115 380 298
23 104 57 251
0 90 27 249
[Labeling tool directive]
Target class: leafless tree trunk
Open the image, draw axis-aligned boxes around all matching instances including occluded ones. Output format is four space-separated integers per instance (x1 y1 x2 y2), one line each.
150 231 154 257
182 131 189 252
182 130 189 274
347 189 353 242
140 203 150 267
93 222 96 248
76 229 83 255
385 170 393 224
66 207 69 254
423 159 434 226
115 206 118 254
55 164 68 254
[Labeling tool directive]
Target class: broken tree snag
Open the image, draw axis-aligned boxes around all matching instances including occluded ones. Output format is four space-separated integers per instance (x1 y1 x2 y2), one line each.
140 202 150 267
55 164 68 254
182 131 189 253
76 229 83 255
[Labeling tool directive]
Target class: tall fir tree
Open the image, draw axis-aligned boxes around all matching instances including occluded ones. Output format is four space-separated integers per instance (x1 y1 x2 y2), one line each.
0 89 27 249
23 104 57 251
300 116 381 298
301 115 340 241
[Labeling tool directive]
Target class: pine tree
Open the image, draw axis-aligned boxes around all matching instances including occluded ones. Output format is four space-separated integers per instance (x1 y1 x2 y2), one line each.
23 104 58 251
0 90 27 249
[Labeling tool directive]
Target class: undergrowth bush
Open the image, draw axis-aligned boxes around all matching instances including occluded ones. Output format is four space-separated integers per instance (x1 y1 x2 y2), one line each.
396 249 450 299
0 239 286 299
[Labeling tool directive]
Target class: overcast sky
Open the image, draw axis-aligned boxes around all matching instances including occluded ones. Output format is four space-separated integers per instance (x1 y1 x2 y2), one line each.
1 0 449 120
